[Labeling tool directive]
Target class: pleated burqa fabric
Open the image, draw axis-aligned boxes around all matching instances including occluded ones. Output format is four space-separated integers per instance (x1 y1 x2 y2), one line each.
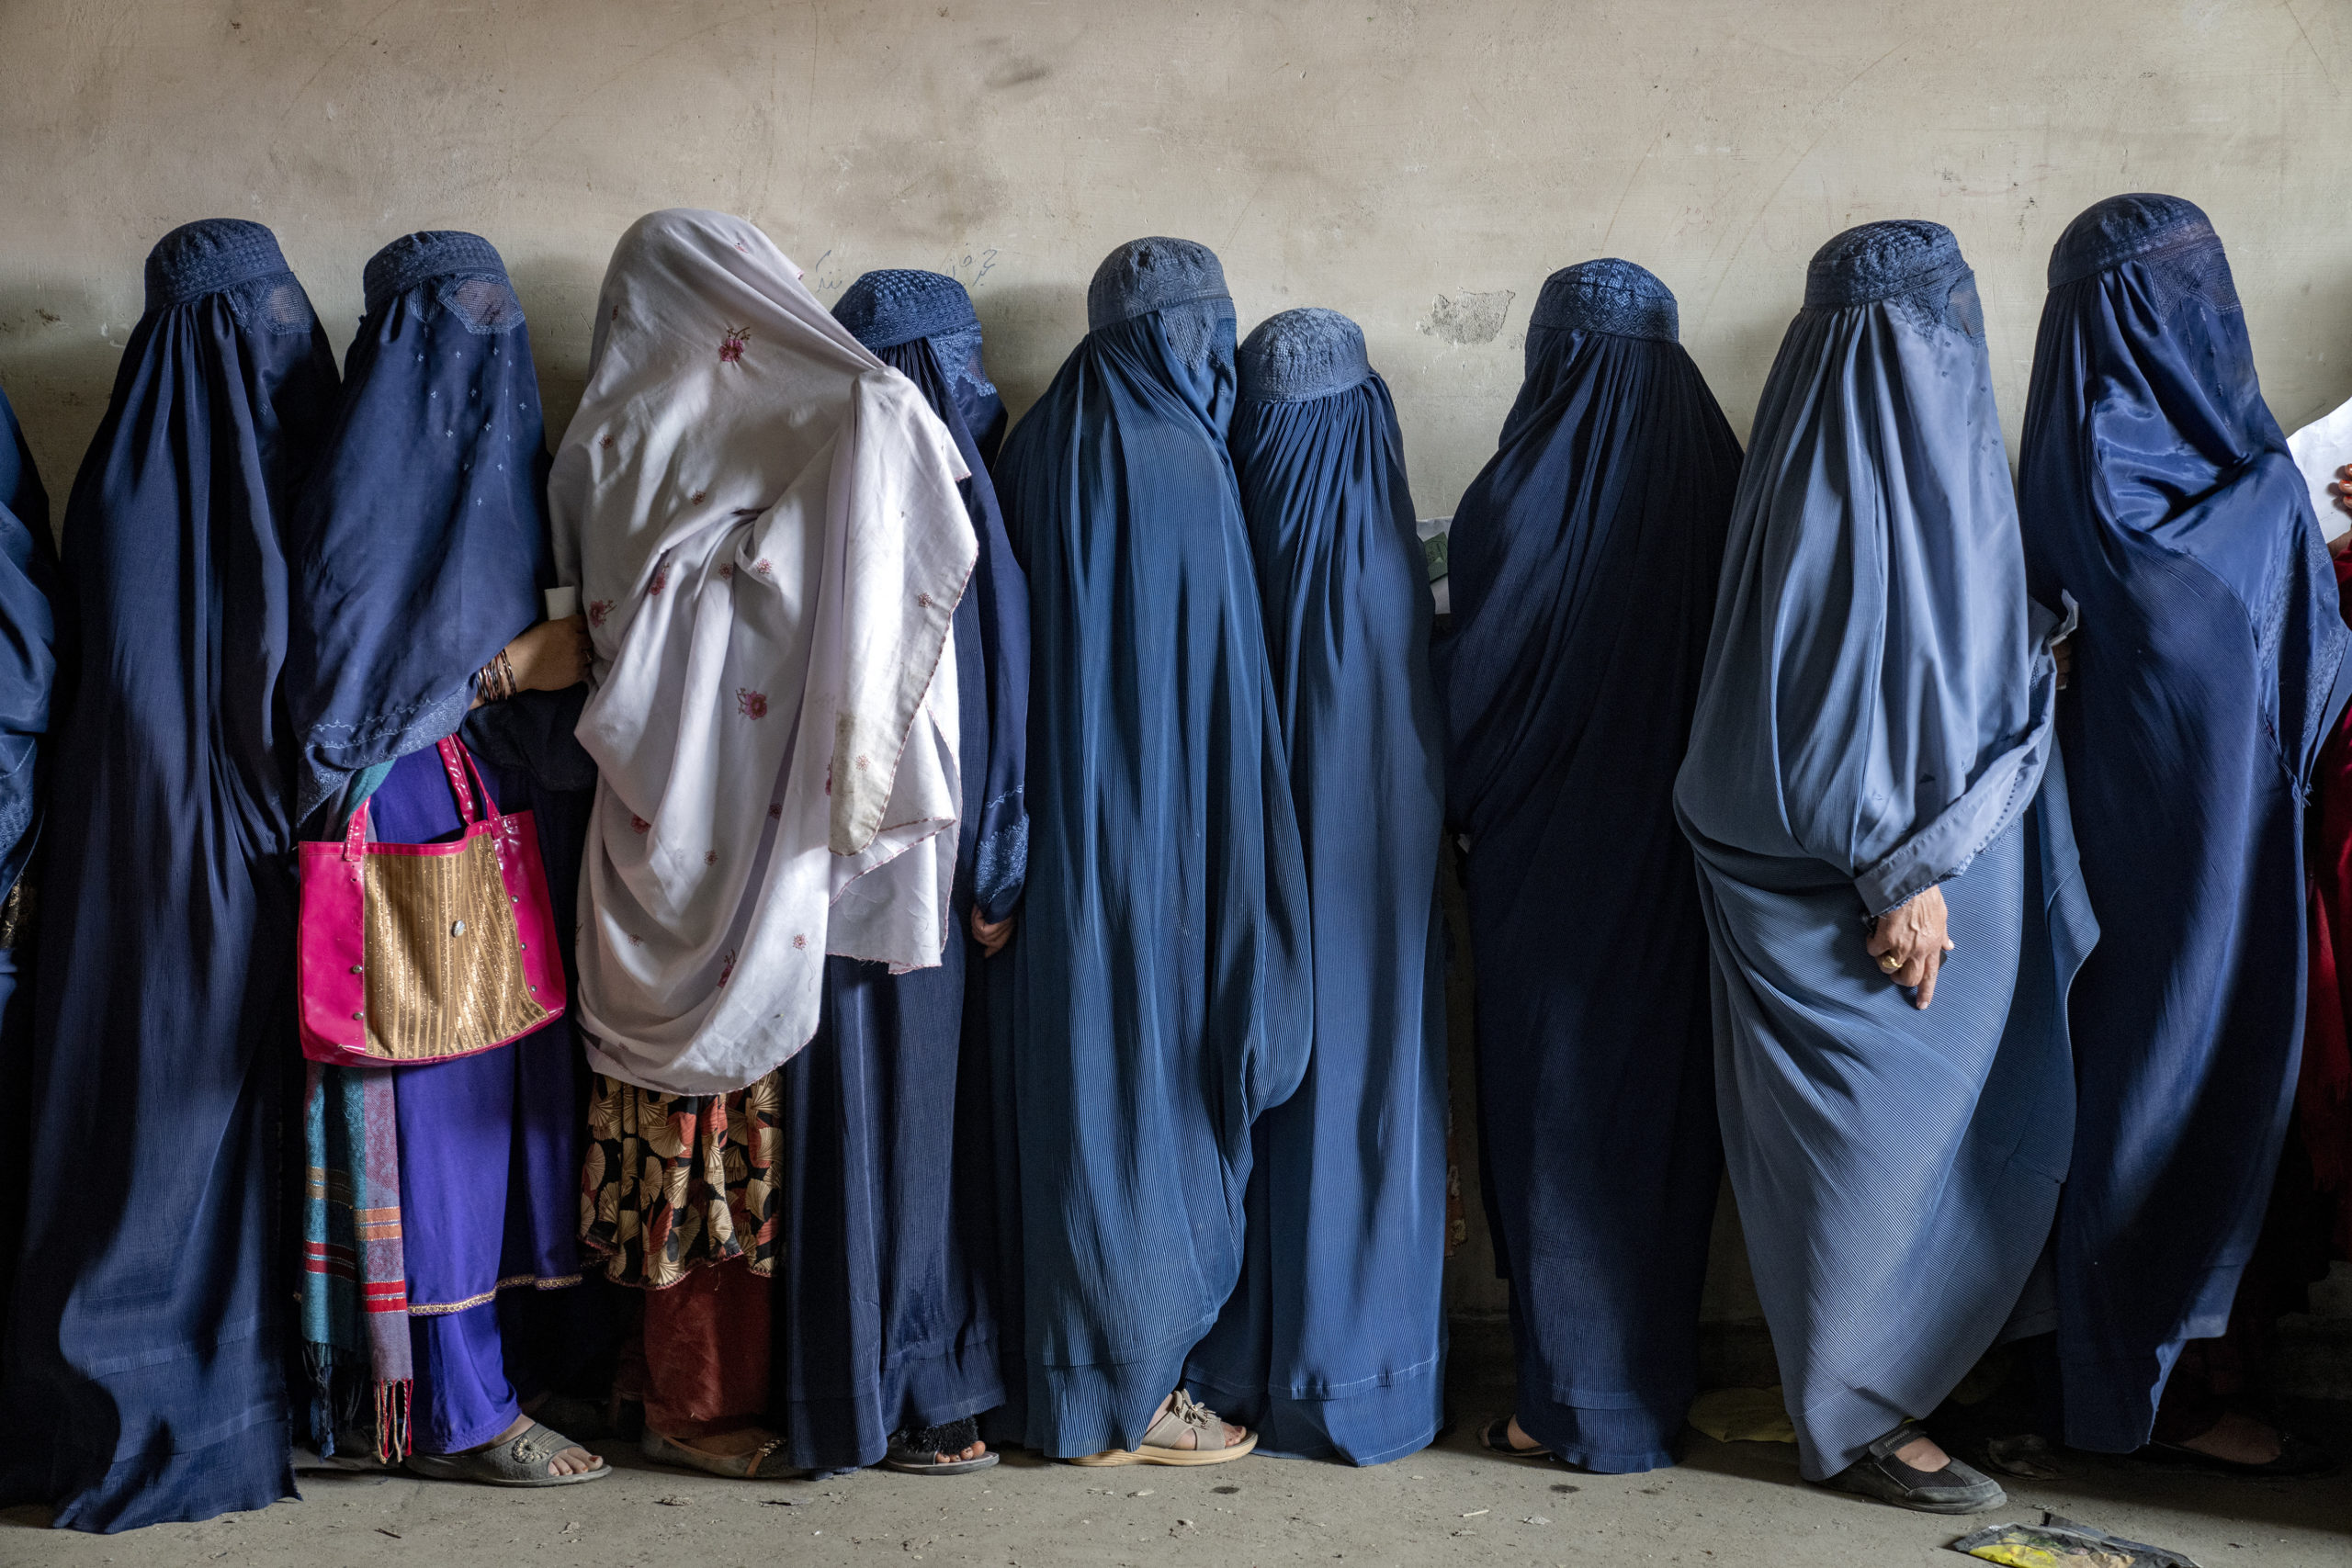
281 231 592 1461
0 382 60 1349
0 220 338 1531
1435 262 1736 1472
706 269 1030 1470
1674 221 2097 1482
1182 309 1447 1465
834 275 1032 1446
2017 194 2348 1452
995 238 1312 1456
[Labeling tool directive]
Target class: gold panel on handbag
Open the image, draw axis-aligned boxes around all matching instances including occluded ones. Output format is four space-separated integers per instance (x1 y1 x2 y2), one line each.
360 826 551 1060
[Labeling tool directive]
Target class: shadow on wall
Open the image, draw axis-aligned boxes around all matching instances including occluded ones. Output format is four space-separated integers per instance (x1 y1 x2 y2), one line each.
508 254 624 442
0 281 130 541
972 278 1088 425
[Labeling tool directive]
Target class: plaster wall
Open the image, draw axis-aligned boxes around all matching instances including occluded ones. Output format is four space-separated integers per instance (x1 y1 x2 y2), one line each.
5 0 2351 1343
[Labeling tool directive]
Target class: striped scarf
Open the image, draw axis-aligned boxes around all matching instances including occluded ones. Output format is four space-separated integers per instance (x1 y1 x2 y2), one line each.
300 1060 413 1460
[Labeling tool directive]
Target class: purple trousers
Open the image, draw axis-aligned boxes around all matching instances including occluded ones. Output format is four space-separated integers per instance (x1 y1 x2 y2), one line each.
374 745 583 1455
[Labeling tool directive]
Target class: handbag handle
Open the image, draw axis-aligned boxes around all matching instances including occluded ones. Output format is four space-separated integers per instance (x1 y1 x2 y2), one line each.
340 737 506 863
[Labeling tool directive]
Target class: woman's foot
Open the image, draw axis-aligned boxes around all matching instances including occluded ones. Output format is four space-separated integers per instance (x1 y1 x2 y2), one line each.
1147 1391 1245 1451
1478 1415 1554 1460
1069 1390 1257 1466
478 1414 602 1476
402 1416 609 1486
885 1416 1000 1474
641 1423 790 1478
1825 1420 2004 1515
2146 1413 2339 1478
2174 1411 2279 1465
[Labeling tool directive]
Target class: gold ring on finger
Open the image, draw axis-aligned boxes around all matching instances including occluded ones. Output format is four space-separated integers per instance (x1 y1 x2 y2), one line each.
1878 953 1904 974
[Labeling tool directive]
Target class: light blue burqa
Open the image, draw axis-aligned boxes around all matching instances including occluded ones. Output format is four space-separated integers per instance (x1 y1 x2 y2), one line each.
1674 220 2098 1481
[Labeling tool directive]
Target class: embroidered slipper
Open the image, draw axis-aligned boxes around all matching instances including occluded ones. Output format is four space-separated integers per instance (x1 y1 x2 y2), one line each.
640 1425 790 1479
885 1416 1000 1476
404 1421 609 1487
1069 1391 1257 1467
1479 1416 1555 1461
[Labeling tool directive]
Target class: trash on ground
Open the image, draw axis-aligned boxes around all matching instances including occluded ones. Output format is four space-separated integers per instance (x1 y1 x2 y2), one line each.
1950 1511 2201 1568
1686 1386 1796 1445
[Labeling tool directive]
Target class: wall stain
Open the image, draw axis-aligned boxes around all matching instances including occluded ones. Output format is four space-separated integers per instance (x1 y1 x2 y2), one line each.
1419 288 1515 345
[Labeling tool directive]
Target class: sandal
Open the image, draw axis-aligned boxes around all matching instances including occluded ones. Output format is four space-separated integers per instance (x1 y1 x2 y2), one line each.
404 1421 609 1487
886 1416 1000 1476
641 1425 789 1479
1823 1420 2004 1515
1479 1416 1554 1461
2139 1434 2339 1479
1069 1390 1257 1467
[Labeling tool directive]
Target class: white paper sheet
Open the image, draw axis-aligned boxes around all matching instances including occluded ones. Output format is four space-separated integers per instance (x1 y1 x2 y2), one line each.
2288 394 2352 542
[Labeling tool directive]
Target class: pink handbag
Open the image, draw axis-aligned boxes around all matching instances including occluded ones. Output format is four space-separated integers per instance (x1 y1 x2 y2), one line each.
297 736 568 1066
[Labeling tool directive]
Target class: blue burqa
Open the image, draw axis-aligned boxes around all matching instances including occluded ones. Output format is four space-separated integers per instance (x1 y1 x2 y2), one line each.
995 239 1312 1456
0 220 339 1530
724 269 1032 1469
286 230 555 818
1183 309 1447 1465
283 231 593 1460
2016 194 2348 1452
1435 262 1736 1472
0 382 60 1343
1674 221 2097 1482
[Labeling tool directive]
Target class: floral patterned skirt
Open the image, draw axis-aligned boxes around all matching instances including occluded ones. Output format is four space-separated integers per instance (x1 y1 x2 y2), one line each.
581 1069 781 1288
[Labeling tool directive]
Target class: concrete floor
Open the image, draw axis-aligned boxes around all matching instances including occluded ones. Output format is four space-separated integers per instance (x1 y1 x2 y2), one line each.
5 1410 2346 1568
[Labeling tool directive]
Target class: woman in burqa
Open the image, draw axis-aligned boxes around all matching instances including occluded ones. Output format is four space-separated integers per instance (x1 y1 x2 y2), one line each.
994 238 1311 1464
1437 260 1736 1472
281 231 602 1485
1182 307 1449 1465
2020 193 2345 1476
1675 220 2095 1514
0 220 338 1532
0 382 59 1348
653 265 1028 1477
559 210 974 1480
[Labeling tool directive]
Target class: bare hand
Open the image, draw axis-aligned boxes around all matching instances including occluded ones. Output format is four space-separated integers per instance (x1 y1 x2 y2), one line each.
2052 634 2073 690
2332 464 2352 525
505 615 592 694
1866 886 1954 1010
969 907 1014 958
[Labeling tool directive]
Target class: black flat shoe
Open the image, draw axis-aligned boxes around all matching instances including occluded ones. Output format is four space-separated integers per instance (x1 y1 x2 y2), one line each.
1824 1420 2006 1515
2140 1434 2339 1479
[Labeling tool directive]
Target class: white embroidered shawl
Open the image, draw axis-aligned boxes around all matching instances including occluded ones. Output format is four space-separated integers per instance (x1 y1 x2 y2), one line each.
550 209 973 1094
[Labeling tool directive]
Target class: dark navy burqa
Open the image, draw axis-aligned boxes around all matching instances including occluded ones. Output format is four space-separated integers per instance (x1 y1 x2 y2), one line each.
835 275 1031 1447
728 269 1033 1470
1182 309 1448 1465
1676 222 2095 1481
0 220 339 1531
1434 262 1736 1472
995 239 1312 1457
2017 195 2349 1452
0 382 60 1341
286 230 557 818
284 231 594 1460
